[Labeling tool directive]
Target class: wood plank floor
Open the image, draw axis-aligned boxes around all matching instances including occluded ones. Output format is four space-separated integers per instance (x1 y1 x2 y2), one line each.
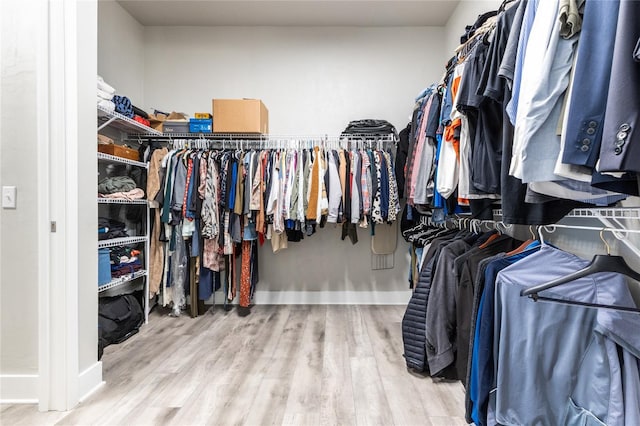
1 305 466 426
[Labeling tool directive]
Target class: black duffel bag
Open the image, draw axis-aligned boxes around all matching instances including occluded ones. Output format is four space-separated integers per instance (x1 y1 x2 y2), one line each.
341 119 398 138
98 294 144 359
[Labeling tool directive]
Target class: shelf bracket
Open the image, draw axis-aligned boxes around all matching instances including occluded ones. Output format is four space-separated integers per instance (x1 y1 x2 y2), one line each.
98 116 117 132
593 213 640 258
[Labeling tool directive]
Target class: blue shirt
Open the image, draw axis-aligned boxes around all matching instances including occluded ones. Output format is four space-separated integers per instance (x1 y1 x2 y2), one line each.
470 242 540 425
493 245 640 425
505 0 539 125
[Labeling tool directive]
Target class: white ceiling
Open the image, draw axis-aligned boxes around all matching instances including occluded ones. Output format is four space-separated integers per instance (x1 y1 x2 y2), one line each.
115 0 460 27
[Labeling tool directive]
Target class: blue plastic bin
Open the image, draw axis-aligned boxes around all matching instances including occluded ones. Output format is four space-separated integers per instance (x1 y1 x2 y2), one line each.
98 248 112 286
189 118 213 133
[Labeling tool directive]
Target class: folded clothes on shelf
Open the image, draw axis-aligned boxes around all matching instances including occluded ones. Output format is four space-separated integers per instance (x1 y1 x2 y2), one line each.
134 115 151 127
132 105 149 119
109 246 139 264
98 217 129 240
97 134 114 145
98 176 137 194
98 99 115 112
113 95 134 118
97 88 113 101
111 259 142 277
98 187 145 200
97 75 115 96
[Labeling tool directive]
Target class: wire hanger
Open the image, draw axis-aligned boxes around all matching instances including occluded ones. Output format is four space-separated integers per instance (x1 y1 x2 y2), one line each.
521 229 640 313
537 225 546 246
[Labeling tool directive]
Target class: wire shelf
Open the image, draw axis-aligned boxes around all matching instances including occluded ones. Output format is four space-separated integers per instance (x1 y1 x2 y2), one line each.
98 270 147 293
132 132 397 139
98 198 148 205
131 133 398 150
97 105 162 136
97 152 148 168
143 132 266 139
98 236 148 248
565 208 640 220
493 208 640 221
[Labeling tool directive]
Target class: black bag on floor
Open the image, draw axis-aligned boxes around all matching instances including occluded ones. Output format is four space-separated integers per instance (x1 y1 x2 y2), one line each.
98 294 143 359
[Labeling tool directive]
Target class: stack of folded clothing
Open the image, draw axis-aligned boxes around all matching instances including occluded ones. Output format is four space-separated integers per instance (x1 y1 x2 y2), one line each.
132 106 151 127
98 176 145 200
97 76 116 112
98 217 129 240
111 259 142 277
113 95 134 118
110 246 143 277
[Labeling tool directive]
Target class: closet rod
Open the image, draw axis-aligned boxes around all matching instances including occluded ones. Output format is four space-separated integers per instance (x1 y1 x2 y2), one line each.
538 223 640 234
493 208 640 258
129 133 398 143
443 209 640 256
152 136 399 151
541 223 640 258
493 208 640 220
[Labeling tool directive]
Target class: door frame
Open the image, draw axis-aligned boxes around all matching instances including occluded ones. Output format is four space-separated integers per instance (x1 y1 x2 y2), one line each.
36 0 100 411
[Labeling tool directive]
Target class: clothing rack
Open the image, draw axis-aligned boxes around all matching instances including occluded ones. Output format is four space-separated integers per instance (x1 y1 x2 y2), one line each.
425 214 513 235
129 133 398 151
426 207 640 257
462 208 640 258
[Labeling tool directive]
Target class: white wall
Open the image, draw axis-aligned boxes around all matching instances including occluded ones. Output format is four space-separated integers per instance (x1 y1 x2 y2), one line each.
139 25 444 299
444 0 501 56
143 26 443 134
98 0 145 106
0 0 40 379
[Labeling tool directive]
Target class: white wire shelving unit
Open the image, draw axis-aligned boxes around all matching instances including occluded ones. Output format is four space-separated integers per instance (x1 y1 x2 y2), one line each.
98 104 153 323
98 270 147 293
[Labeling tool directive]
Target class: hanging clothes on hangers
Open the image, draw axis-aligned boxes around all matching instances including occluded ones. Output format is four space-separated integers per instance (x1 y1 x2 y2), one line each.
148 137 401 312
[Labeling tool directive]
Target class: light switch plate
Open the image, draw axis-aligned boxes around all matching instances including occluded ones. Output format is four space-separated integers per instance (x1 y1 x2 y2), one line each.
2 186 17 209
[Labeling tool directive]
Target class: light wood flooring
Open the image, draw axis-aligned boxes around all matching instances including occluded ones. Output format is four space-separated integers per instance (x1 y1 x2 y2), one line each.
1 305 466 426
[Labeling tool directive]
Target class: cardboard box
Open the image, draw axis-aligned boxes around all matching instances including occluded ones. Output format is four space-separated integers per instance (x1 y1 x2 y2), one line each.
98 143 140 161
148 113 166 132
212 99 269 134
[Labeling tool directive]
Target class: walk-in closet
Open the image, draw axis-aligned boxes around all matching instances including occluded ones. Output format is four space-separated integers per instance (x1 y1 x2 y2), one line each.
2 0 640 425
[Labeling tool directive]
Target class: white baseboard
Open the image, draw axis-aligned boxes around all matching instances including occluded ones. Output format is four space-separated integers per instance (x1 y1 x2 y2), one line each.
78 362 103 402
214 290 411 305
0 374 39 403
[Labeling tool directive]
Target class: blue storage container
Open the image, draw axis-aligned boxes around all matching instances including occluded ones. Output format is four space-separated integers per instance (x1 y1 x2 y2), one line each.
98 248 112 286
189 118 213 133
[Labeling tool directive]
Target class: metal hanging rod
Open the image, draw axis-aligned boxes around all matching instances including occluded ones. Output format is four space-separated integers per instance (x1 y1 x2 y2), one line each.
98 198 148 205
128 133 398 143
146 135 398 151
492 207 640 257
493 208 640 221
